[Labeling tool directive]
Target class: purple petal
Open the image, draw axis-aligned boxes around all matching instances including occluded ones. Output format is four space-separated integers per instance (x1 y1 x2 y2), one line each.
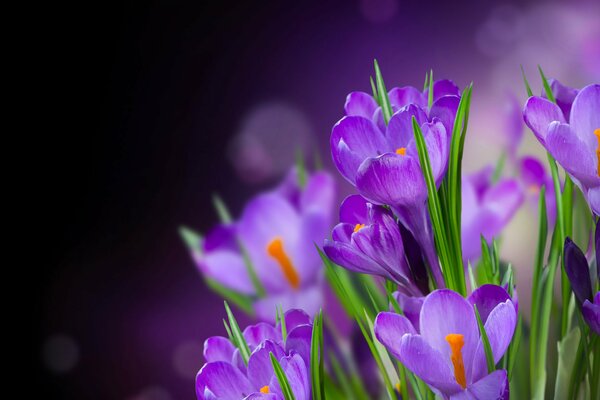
419 290 479 382
450 369 509 400
344 91 378 118
385 104 428 149
407 120 449 184
430 95 460 135
204 224 238 252
285 325 312 366
388 86 427 108
480 178 524 233
471 301 517 383
282 309 312 332
339 194 370 224
299 171 336 218
520 156 547 187
323 238 391 276
523 96 566 144
569 84 600 149
596 221 600 280
197 250 255 295
331 116 390 184
392 292 425 332
582 295 600 334
374 312 417 350
204 336 235 363
546 122 600 188
467 284 513 324
427 80 461 101
243 323 281 348
269 354 310 400
589 187 600 216
356 153 427 206
254 285 323 323
549 79 578 121
247 340 285 389
196 361 254 400
564 238 593 305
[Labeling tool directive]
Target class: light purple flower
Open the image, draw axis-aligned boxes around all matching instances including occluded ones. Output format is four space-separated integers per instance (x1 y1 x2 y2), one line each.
503 93 525 160
523 82 600 215
196 309 312 400
192 168 336 321
374 287 516 399
519 156 557 226
323 194 427 296
461 167 524 262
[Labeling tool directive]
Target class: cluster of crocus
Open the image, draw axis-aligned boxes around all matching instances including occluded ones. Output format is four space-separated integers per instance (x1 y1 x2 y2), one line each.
196 309 313 399
187 64 599 400
186 168 335 321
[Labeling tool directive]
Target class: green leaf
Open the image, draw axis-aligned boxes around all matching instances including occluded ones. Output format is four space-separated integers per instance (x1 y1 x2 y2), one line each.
238 240 267 298
224 301 251 364
370 76 379 105
205 278 254 315
538 66 556 103
373 60 393 124
310 310 325 400
554 326 581 400
520 65 533 97
278 305 288 343
270 352 296 400
295 149 307 188
474 305 495 373
178 225 202 252
212 193 233 223
423 71 429 91
492 152 506 183
427 69 434 109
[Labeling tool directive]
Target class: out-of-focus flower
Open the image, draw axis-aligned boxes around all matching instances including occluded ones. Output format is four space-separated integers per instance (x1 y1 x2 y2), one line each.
564 233 599 334
519 156 557 226
331 81 461 287
374 287 516 399
461 167 524 262
323 194 427 296
196 309 312 399
503 93 525 160
191 168 335 321
523 82 600 214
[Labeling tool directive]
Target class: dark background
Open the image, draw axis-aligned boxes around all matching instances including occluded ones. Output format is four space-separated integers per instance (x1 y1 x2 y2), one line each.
33 0 598 398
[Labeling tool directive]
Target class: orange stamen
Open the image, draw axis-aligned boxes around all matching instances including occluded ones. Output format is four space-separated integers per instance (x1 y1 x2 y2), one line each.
594 129 600 177
353 223 365 233
260 386 270 393
267 237 300 290
528 184 540 194
445 333 467 389
396 147 407 156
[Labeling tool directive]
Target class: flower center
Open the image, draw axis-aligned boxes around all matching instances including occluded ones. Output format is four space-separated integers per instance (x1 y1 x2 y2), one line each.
395 147 407 156
445 333 467 389
266 237 300 290
260 385 270 393
594 129 600 177
353 223 365 233
528 184 540 194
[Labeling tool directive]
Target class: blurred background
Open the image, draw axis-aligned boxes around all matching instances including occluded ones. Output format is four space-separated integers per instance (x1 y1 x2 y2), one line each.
36 0 599 398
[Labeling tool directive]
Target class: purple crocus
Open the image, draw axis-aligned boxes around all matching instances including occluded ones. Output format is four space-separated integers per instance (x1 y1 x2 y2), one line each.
374 286 516 399
331 81 461 287
519 156 557 226
523 81 600 215
196 309 312 399
461 166 524 262
564 233 599 334
323 194 427 296
192 168 335 321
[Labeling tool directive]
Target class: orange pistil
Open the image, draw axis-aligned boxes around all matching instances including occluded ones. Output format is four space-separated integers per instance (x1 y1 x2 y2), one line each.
528 184 540 194
353 223 365 233
594 129 600 177
267 237 301 290
396 147 407 156
445 333 467 389
260 386 270 393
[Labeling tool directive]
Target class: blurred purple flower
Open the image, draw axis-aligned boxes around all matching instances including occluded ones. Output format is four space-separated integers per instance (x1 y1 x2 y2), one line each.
196 309 312 399
461 167 524 262
523 82 600 215
323 194 427 296
192 168 335 321
374 287 516 399
331 80 461 288
564 235 599 334
503 93 525 160
519 156 557 226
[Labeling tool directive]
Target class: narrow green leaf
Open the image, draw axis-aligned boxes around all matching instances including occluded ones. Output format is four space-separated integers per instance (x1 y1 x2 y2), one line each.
423 71 429 91
538 66 556 103
427 69 434 109
178 225 202 252
507 314 522 380
474 305 495 373
295 149 307 188
520 65 533 97
373 60 393 124
554 327 581 400
212 193 232 223
492 152 506 183
238 241 267 298
370 76 379 105
205 278 254 315
278 305 288 342
270 352 296 400
224 301 251 364
310 310 324 400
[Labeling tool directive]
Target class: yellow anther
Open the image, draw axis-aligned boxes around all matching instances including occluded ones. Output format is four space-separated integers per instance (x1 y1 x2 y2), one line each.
395 147 407 156
528 184 540 194
353 223 365 233
395 382 401 393
260 386 270 393
267 237 300 290
445 333 467 389
594 129 600 177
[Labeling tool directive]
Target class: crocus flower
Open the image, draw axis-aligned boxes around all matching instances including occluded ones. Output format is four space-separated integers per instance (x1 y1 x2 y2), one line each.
374 286 516 399
523 82 600 214
502 93 525 161
461 166 524 262
519 156 557 226
331 81 461 287
192 168 335 321
564 233 599 334
196 309 312 399
323 194 428 296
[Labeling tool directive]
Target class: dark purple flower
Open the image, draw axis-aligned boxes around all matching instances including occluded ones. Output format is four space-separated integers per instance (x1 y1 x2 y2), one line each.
374 287 516 399
519 156 557 226
196 309 312 399
461 167 524 262
192 168 336 321
523 83 600 215
564 237 600 334
323 195 426 296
